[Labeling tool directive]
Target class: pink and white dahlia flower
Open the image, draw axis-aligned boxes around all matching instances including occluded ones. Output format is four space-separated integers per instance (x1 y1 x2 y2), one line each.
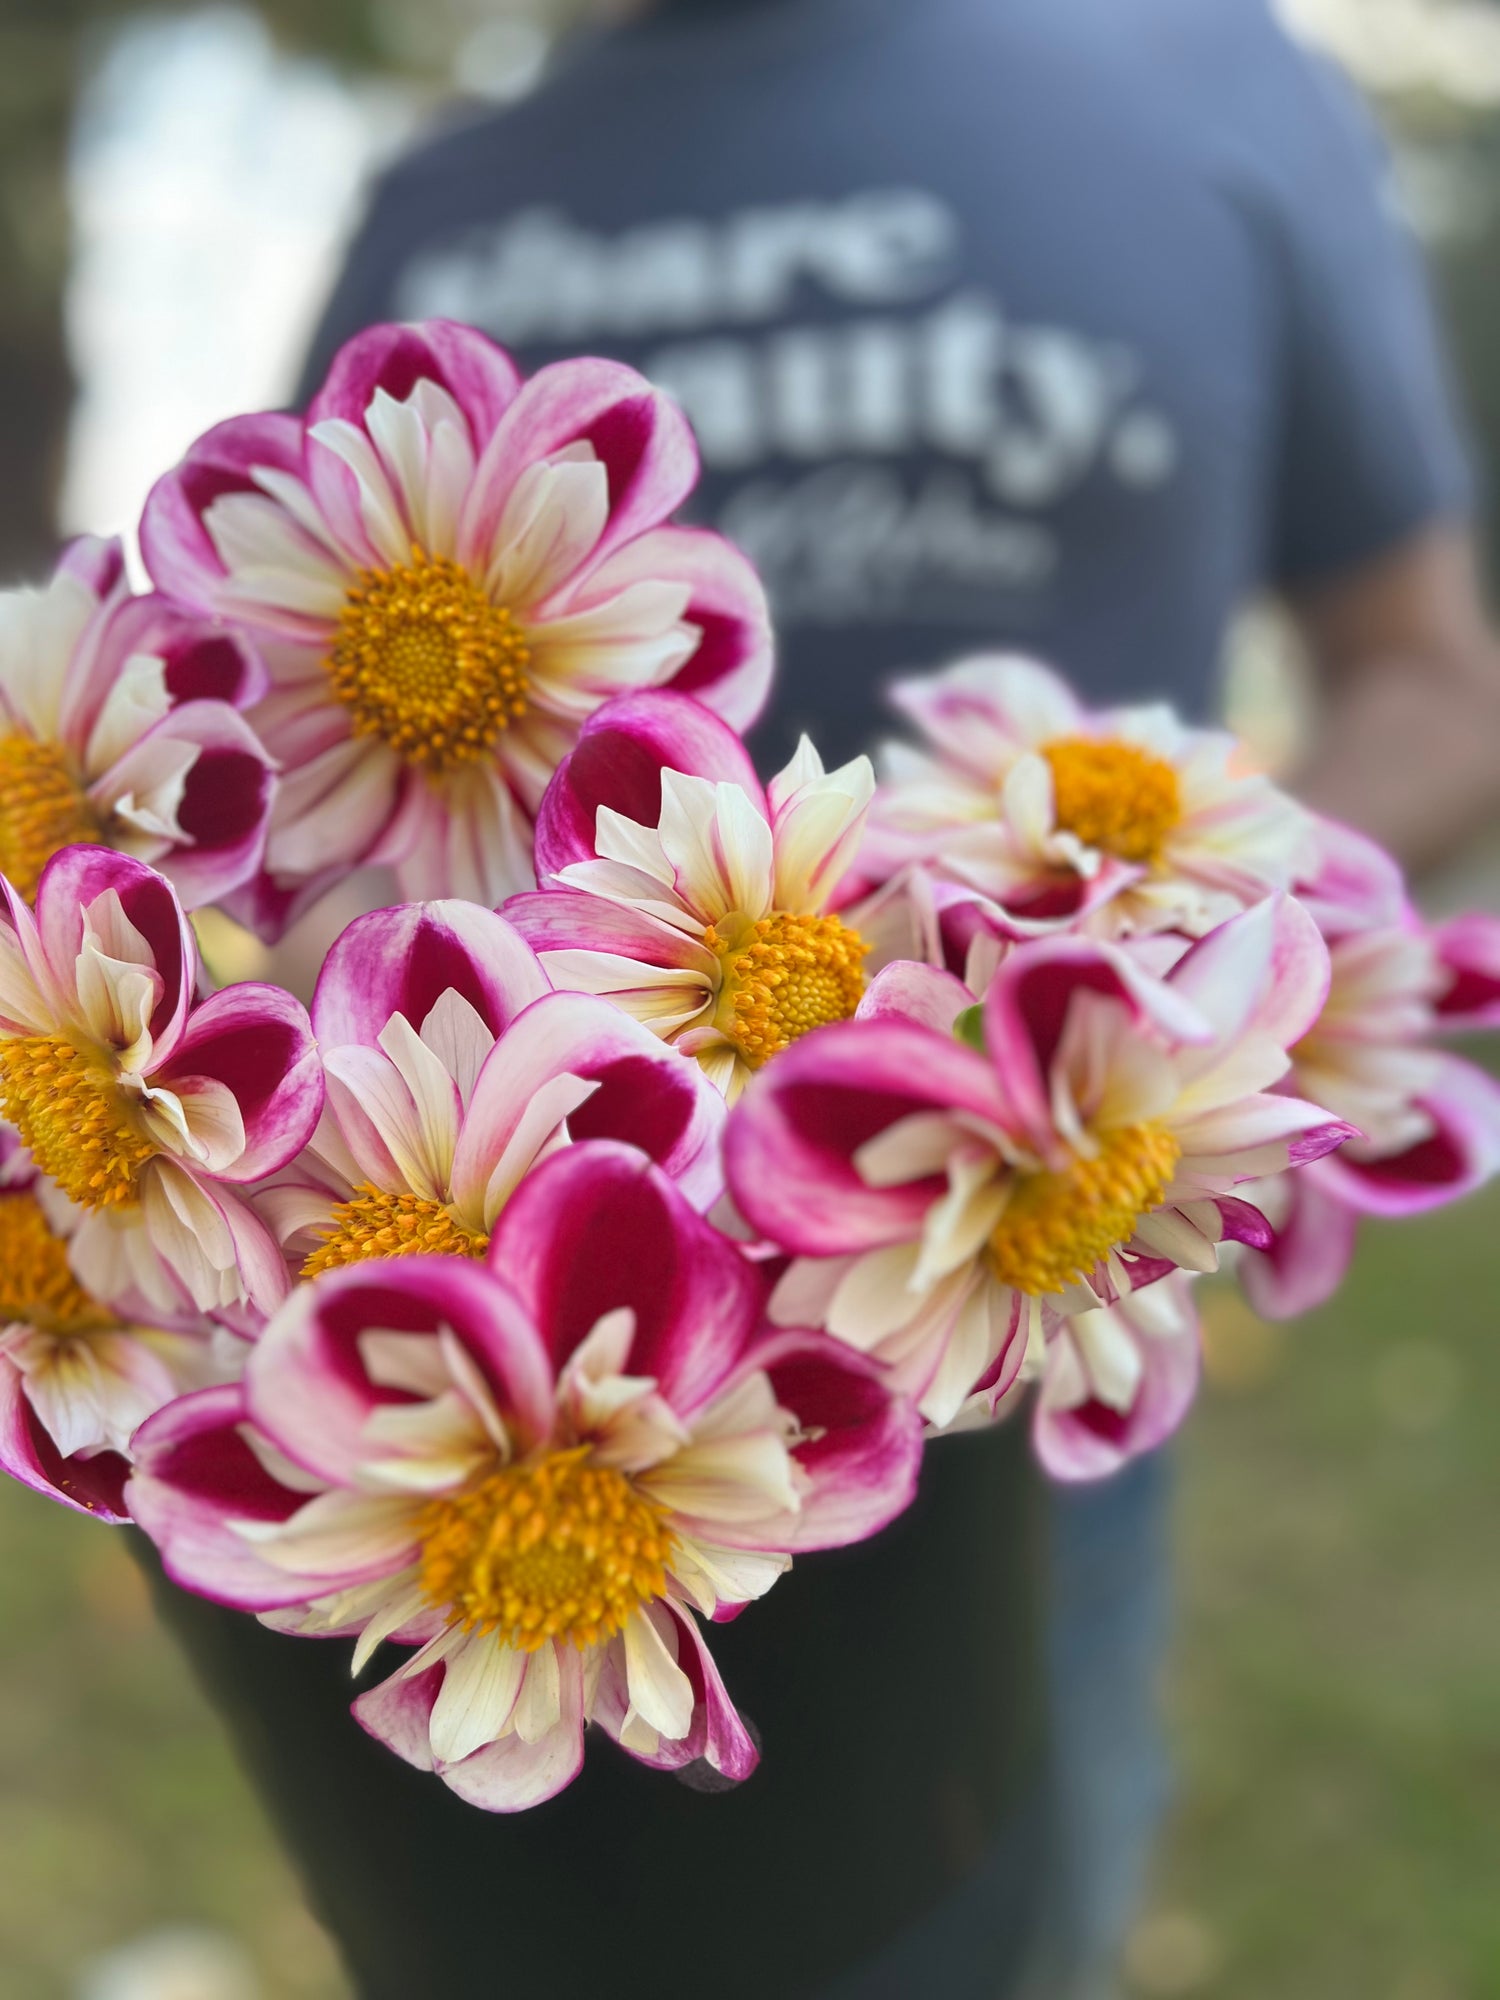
1239 824 1500 1318
0 536 274 907
865 655 1311 939
141 321 772 931
0 848 322 1316
726 900 1354 1430
259 899 726 1282
0 1134 219 1521
507 690 875 1100
129 1143 922 1811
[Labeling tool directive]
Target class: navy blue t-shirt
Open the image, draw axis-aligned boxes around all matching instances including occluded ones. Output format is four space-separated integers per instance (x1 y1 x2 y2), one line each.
304 0 1471 769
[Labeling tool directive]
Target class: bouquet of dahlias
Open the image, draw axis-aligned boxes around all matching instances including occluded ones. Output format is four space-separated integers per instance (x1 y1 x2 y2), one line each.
4 320 1498 1814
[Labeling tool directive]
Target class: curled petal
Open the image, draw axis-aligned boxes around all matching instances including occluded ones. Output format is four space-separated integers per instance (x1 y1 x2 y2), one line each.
888 653 1080 782
1297 813 1411 935
313 902 551 1052
1033 1282 1201 1481
592 1599 759 1783
572 530 773 732
453 991 726 1215
35 846 196 1054
308 319 522 441
64 588 267 758
1236 1169 1360 1321
488 1140 760 1414
58 533 126 599
461 357 698 577
127 1384 316 1605
742 1328 923 1551
423 1645 586 1812
140 411 309 612
350 1657 443 1774
1167 896 1331 1054
98 702 278 910
856 960 972 1033
725 1020 1005 1258
1316 1058 1500 1218
1432 912 1500 1029
155 982 323 1182
533 689 765 878
983 935 1208 1150
245 1258 555 1487
0 1354 130 1521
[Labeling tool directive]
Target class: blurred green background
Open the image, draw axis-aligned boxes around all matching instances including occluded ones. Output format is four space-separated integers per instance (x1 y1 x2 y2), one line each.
1 1 1499 1994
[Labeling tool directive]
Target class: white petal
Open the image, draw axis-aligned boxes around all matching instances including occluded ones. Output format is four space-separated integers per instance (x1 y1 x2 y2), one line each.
74 889 165 1062
668 1538 790 1616
240 1488 418 1578
419 989 497 1109
84 652 173 774
350 1576 432 1676
473 1071 599 1229
511 1639 563 1744
429 1630 527 1765
622 1607 695 1742
657 771 773 923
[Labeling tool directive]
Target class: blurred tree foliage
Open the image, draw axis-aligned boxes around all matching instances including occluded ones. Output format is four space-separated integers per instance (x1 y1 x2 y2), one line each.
1357 75 1500 587
0 1 425 579
1418 120 1500 587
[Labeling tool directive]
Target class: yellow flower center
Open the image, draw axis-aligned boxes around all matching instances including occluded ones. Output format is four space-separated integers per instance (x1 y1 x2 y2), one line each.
417 1448 676 1652
0 1188 116 1336
300 1183 489 1279
329 548 530 773
987 1122 1181 1296
0 735 101 902
707 911 869 1070
0 1036 155 1210
1042 737 1181 866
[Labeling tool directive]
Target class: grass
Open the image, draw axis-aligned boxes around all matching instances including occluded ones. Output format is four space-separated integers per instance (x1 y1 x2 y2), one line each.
0 1189 1495 1995
0 1493 349 1996
1130 1186 1500 2000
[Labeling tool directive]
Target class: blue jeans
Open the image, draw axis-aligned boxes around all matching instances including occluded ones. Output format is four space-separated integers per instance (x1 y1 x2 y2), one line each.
1032 1451 1174 1994
810 1451 1174 1999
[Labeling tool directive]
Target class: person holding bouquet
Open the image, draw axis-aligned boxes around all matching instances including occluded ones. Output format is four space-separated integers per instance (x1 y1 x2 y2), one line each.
121 0 1500 1993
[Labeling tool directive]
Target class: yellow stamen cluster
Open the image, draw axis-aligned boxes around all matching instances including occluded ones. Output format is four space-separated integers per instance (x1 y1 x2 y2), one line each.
329 548 530 773
301 1183 489 1278
418 1448 675 1652
708 911 869 1069
0 1188 115 1336
0 1036 155 1210
988 1122 1181 1296
1042 737 1182 866
0 734 101 902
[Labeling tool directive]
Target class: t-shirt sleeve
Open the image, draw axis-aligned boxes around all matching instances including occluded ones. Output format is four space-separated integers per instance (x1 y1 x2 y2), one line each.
1259 40 1474 586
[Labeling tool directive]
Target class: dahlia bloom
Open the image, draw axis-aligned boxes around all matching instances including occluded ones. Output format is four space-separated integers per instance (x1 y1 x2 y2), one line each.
129 1144 922 1811
0 848 322 1316
259 899 726 1281
1239 825 1500 1318
727 900 1353 1429
507 691 875 1100
141 321 772 931
0 535 275 906
0 1134 220 1520
865 654 1311 939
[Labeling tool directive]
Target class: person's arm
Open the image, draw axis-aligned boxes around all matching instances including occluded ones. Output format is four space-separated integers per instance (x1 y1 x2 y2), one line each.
1288 524 1500 874
1227 20 1499 874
